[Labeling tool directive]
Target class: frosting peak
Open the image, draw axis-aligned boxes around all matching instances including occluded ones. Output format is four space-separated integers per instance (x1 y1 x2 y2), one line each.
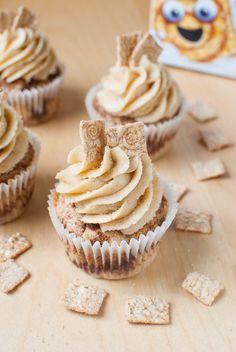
0 7 58 83
56 121 164 235
97 32 182 123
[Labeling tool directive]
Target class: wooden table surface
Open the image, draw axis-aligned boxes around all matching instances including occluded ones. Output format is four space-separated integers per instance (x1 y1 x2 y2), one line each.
0 1 236 351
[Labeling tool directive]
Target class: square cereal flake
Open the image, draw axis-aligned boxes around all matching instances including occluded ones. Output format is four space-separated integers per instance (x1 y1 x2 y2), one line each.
169 183 188 201
182 272 224 305
191 158 226 181
188 98 217 123
0 233 32 262
125 296 170 325
63 282 108 315
175 208 212 234
200 128 232 151
0 259 30 293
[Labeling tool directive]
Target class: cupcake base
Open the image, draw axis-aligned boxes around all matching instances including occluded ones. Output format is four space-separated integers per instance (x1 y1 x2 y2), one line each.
0 131 40 225
4 70 63 126
85 84 185 160
48 178 178 280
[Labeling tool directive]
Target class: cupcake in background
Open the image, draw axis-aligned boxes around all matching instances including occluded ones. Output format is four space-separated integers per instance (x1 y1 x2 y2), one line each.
0 6 63 126
86 32 185 160
0 90 40 224
48 120 178 279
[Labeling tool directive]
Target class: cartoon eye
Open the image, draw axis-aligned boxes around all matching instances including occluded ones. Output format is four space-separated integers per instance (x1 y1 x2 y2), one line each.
194 0 218 22
162 1 185 23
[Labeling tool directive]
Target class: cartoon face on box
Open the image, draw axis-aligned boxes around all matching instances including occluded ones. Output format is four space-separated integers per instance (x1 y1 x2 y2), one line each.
152 0 236 61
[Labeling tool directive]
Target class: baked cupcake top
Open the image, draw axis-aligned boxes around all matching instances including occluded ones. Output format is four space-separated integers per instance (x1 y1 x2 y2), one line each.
97 32 182 123
0 6 58 84
55 120 164 235
0 90 29 175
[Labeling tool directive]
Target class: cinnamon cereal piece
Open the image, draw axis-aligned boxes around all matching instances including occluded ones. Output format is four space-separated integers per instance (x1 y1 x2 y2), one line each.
12 6 36 31
169 183 188 201
116 32 142 66
80 120 106 167
175 208 212 234
188 98 217 123
0 259 30 293
0 233 32 262
191 158 226 181
200 128 232 151
130 33 162 66
63 281 108 315
106 122 146 157
182 272 224 305
125 296 170 324
0 11 14 32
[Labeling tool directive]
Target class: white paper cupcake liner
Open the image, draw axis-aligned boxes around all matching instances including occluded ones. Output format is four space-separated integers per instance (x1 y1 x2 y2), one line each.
7 71 64 126
0 130 40 224
48 177 178 279
85 84 185 160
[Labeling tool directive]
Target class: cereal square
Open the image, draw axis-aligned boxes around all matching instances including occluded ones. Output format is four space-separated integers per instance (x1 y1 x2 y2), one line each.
191 158 226 181
0 259 30 293
175 208 212 234
0 233 32 262
63 282 108 315
125 296 170 325
200 128 232 151
188 98 217 123
182 272 224 305
170 183 188 201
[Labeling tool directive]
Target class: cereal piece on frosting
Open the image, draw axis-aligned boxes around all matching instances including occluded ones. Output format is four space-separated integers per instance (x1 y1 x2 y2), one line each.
175 208 212 234
200 128 232 151
106 122 146 158
191 158 226 181
63 281 108 315
125 296 170 324
116 32 142 66
0 259 30 293
80 120 106 168
130 33 162 66
12 6 36 31
0 11 14 32
182 272 224 305
188 98 217 123
0 233 32 263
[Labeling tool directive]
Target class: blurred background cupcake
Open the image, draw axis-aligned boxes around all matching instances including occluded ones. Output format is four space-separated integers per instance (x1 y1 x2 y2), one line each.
0 90 40 224
86 32 185 160
48 120 178 279
0 6 63 126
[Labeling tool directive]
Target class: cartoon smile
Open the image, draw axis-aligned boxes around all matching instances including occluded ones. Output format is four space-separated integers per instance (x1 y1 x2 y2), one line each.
177 27 203 42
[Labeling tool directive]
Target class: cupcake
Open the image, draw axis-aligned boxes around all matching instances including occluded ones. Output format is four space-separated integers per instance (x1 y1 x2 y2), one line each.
48 120 178 279
0 6 63 126
86 32 185 160
0 90 40 224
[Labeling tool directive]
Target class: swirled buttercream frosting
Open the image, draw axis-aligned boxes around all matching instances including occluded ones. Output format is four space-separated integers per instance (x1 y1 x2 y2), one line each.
97 32 182 123
55 120 165 235
0 91 29 174
0 6 58 83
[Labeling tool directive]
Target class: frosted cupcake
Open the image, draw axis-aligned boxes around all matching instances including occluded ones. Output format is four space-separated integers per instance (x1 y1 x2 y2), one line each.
0 6 63 126
48 120 178 279
0 91 40 224
86 32 184 160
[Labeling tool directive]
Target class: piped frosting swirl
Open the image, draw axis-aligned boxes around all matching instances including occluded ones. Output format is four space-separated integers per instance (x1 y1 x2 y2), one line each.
0 6 58 83
0 91 29 174
97 32 182 123
55 121 164 235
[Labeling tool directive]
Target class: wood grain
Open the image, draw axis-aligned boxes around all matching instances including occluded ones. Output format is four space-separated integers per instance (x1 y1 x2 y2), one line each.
0 1 235 351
